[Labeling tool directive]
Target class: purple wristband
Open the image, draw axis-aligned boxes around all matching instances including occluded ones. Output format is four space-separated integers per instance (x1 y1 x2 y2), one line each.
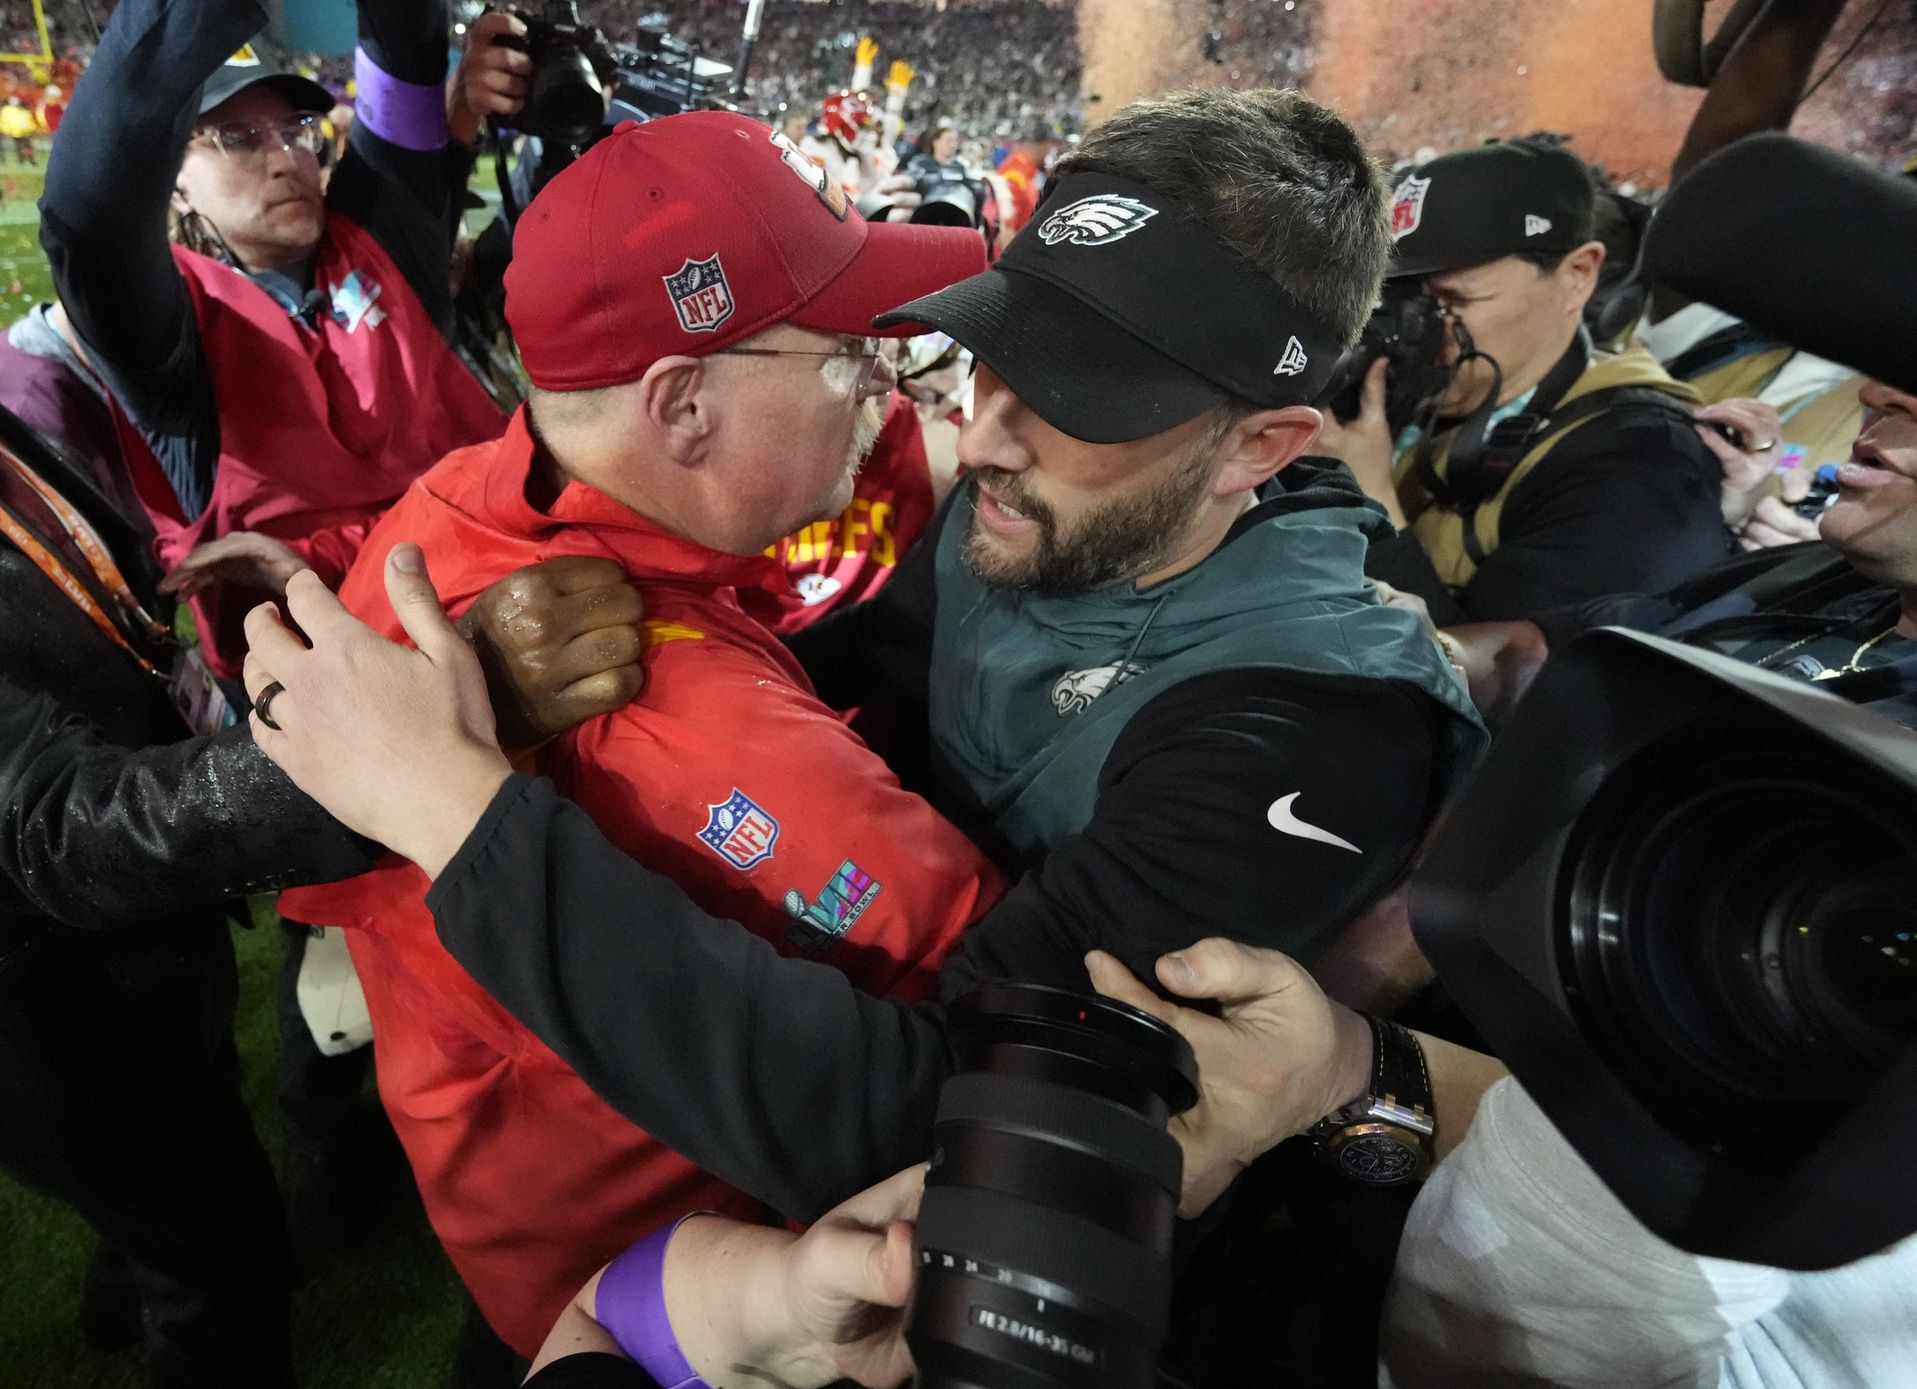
595 1213 714 1389
353 48 450 152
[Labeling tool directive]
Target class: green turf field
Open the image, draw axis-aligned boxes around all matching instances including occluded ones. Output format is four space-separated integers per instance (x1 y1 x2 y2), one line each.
0 166 56 307
0 154 475 1388
0 913 470 1388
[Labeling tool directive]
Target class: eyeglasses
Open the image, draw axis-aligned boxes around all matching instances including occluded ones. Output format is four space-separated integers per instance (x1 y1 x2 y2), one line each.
714 337 891 398
194 112 327 167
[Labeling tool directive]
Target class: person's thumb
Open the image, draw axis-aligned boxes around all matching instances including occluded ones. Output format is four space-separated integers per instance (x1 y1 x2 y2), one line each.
1158 937 1304 1007
873 1220 916 1308
385 543 466 665
802 1223 903 1317
1085 950 1180 1026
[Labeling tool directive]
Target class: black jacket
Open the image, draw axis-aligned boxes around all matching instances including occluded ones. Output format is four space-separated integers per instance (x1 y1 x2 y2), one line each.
1365 386 1734 624
0 408 371 959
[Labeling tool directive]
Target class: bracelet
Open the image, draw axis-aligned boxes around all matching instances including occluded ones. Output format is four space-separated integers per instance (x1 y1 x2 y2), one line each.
594 1212 717 1389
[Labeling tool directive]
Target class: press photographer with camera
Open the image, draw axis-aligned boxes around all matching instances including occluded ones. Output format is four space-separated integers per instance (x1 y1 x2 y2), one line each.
41 0 507 679
1318 141 1731 626
1443 136 1917 735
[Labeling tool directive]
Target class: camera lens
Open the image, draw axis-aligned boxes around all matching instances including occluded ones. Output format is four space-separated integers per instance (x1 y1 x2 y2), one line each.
1563 724 1917 1162
529 44 606 147
906 982 1197 1389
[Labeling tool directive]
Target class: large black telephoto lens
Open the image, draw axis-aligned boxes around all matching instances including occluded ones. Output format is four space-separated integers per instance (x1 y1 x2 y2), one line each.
906 982 1198 1389
1563 727 1917 1166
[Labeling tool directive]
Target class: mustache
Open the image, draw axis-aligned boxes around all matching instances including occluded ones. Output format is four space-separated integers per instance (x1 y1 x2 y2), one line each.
970 467 1056 528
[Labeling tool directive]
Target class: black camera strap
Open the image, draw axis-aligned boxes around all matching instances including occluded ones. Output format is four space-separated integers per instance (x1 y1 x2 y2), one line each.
1413 333 1590 515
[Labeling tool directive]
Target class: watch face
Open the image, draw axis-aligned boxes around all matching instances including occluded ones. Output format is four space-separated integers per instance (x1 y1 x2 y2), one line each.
1332 1131 1423 1185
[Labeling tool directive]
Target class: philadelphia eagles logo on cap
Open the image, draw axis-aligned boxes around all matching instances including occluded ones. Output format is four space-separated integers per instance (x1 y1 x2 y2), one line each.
1037 194 1159 247
1390 175 1431 242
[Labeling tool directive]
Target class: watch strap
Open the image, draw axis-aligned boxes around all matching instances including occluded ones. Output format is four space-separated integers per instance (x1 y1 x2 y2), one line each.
1369 1013 1434 1119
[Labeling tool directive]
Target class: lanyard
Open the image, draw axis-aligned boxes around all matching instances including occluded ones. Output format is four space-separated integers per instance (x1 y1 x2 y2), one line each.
0 440 170 674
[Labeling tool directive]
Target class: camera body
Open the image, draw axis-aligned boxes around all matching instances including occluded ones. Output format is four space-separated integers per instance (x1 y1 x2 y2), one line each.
498 4 735 151
1413 628 1917 1271
1316 283 1457 432
502 4 619 149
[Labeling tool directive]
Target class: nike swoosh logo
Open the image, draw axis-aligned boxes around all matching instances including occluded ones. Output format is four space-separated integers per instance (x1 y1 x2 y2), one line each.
1267 793 1361 854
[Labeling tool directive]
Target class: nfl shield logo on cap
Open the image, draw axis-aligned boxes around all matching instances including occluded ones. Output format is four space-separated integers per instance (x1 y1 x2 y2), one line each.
663 255 736 334
1390 175 1431 242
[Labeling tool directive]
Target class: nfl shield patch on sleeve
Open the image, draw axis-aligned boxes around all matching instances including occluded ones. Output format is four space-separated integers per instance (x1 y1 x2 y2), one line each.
697 788 780 870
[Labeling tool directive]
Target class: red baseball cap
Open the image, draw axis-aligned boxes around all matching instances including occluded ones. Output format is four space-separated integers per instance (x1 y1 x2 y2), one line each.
506 112 988 391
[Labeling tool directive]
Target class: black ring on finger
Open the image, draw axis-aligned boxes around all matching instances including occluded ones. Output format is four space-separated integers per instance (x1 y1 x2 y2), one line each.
255 680 287 732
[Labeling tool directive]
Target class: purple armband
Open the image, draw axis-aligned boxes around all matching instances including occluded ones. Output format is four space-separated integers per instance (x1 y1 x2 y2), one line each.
352 48 450 152
595 1213 715 1389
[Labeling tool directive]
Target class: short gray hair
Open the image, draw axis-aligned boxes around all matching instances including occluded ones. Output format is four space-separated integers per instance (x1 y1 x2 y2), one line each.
1058 88 1389 349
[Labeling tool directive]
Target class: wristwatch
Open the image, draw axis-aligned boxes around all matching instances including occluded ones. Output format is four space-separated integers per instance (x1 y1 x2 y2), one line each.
1305 1013 1436 1185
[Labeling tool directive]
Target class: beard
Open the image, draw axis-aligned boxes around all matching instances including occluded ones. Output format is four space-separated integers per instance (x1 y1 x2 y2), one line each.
964 432 1219 594
845 395 886 476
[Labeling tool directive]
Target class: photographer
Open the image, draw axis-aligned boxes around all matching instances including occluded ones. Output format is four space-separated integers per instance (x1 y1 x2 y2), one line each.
1444 138 1917 734
40 0 507 679
1322 141 1731 625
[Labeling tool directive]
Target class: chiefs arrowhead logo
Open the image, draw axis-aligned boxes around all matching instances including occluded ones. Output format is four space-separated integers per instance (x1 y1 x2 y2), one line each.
1037 194 1159 247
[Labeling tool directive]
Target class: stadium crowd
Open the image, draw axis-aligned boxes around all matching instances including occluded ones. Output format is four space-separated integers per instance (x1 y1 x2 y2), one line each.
2 0 1915 1387
578 0 1085 136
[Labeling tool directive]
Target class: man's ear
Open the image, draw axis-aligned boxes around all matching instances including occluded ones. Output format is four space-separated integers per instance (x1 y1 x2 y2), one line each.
1560 241 1607 314
1214 405 1324 498
637 356 711 463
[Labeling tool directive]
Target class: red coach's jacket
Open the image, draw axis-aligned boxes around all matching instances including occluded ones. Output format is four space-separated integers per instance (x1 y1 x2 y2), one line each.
750 389 935 633
113 216 507 676
280 409 1003 1356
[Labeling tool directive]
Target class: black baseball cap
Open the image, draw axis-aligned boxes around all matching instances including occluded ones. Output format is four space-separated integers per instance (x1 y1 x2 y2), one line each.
196 41 334 120
1386 142 1596 279
875 171 1342 444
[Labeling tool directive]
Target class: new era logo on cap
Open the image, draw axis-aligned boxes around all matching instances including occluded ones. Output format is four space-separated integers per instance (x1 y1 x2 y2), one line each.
1274 335 1309 376
1524 214 1553 237
1037 194 1159 247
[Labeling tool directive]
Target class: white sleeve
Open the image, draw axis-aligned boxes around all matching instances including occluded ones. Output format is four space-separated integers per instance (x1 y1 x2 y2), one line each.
1637 302 1738 364
1378 1077 1787 1389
